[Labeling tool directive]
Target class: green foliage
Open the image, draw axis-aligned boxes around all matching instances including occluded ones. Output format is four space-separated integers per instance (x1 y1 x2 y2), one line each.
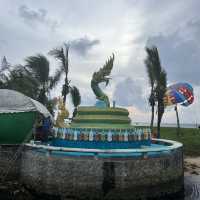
145 48 156 132
49 44 81 116
25 54 50 84
144 48 156 88
2 65 39 99
23 54 60 114
145 46 167 138
158 127 200 156
70 86 81 107
70 86 81 118
49 44 70 104
49 44 69 73
49 68 63 89
156 69 167 138
24 54 53 105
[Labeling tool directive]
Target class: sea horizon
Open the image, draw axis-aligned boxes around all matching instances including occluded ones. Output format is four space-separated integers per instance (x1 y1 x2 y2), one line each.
133 122 199 129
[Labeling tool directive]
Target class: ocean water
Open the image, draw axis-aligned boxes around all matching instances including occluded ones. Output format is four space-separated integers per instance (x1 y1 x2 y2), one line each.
134 122 199 129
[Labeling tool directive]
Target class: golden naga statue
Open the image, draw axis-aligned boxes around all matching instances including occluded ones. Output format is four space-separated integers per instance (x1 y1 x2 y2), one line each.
56 97 69 127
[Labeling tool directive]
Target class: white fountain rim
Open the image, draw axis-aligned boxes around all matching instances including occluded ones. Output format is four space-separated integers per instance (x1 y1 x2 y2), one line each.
25 139 182 154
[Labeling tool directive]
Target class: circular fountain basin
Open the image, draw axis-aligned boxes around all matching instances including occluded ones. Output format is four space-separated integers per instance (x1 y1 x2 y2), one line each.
20 139 184 199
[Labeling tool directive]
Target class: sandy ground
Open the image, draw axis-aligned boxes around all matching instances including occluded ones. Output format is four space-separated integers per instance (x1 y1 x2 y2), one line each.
184 157 200 176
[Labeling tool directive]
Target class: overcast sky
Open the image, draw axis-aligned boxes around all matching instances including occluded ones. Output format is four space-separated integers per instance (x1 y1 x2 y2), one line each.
0 0 200 124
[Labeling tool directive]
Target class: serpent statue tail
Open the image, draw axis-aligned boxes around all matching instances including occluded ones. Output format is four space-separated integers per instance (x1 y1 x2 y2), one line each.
91 54 114 107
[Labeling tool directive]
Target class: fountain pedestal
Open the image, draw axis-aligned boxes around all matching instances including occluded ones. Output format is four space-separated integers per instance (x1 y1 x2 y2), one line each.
21 139 184 199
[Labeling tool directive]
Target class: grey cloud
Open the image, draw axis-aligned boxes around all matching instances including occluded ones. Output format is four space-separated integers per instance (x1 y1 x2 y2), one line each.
146 19 200 86
18 5 59 30
0 39 7 52
19 5 46 22
69 37 100 56
113 77 147 110
186 20 200 41
0 39 7 46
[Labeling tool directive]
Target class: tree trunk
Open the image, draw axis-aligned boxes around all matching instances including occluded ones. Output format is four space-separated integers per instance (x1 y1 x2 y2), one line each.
157 112 161 139
157 100 164 139
62 77 69 104
72 107 78 118
38 87 47 105
149 89 155 134
63 89 67 104
150 104 154 134
157 115 162 138
175 105 180 137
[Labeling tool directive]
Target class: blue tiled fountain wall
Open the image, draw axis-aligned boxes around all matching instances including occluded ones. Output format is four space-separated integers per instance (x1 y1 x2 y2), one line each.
52 127 151 149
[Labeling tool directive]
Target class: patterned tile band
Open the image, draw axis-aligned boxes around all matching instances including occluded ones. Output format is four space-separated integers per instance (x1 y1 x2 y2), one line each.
53 127 151 142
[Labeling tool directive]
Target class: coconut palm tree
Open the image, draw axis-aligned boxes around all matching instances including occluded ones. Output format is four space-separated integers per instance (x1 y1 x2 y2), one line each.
49 44 70 104
145 48 156 133
4 65 38 99
70 86 81 118
155 69 167 138
0 57 39 99
25 54 53 105
145 46 167 138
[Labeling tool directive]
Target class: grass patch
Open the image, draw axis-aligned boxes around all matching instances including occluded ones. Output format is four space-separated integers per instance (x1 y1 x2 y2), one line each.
158 127 200 157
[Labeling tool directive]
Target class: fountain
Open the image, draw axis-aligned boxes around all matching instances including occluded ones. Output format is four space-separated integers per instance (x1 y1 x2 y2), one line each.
21 55 184 199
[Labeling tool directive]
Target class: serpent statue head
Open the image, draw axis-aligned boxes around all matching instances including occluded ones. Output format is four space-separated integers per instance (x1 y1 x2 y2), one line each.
91 54 115 107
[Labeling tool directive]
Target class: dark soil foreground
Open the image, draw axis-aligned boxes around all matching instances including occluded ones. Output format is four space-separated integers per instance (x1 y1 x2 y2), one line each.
0 180 59 200
0 180 36 200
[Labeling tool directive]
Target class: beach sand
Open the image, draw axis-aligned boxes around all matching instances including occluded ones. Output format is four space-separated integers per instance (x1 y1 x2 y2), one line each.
184 157 200 175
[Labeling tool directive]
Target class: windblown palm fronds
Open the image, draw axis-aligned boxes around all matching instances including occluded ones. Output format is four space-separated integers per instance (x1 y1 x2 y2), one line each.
70 86 81 118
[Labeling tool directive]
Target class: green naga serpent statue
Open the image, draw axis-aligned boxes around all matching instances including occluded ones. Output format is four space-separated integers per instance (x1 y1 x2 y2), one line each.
91 54 114 107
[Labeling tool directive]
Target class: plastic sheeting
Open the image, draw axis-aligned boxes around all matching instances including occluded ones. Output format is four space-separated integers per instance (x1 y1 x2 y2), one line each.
0 89 54 122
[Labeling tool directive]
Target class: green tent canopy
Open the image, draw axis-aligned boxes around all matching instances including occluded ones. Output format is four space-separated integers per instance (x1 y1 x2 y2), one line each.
0 89 54 144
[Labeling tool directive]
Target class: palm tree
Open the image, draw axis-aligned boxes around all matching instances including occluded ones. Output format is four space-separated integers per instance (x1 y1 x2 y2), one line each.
0 57 39 99
145 48 156 133
70 86 81 118
155 69 167 138
145 46 167 138
4 65 39 99
25 54 52 105
0 56 38 96
49 44 70 104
